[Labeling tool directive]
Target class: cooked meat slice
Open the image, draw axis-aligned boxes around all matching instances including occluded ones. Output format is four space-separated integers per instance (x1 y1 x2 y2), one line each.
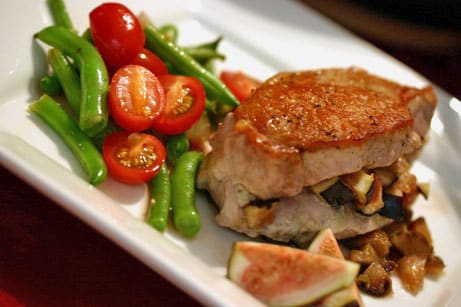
213 183 391 245
197 67 436 242
198 68 436 200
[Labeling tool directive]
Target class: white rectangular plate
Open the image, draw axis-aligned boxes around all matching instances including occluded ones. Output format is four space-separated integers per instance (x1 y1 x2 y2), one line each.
1 1 460 306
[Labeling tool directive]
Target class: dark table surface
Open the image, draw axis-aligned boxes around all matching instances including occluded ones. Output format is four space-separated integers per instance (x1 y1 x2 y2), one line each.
1 1 460 306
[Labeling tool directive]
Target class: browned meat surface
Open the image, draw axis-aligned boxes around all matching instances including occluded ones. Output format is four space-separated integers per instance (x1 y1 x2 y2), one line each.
235 68 422 150
197 67 436 243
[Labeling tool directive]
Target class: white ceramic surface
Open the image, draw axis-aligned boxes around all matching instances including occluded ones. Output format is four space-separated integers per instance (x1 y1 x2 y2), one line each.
0 1 460 306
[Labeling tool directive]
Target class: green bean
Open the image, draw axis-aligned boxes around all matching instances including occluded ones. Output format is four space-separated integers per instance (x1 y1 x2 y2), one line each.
144 25 239 110
34 26 109 137
47 0 74 31
90 120 120 151
158 24 178 44
166 134 189 165
147 163 171 232
81 28 93 43
48 48 81 115
40 75 62 96
184 36 223 53
202 60 216 74
29 95 107 185
183 47 225 64
170 151 203 237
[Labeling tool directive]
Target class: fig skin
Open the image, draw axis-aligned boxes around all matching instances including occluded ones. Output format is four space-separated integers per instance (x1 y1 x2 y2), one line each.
228 241 359 307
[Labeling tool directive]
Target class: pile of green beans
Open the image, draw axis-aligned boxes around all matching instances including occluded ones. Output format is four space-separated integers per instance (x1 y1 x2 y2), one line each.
35 26 109 137
166 133 189 165
32 0 228 238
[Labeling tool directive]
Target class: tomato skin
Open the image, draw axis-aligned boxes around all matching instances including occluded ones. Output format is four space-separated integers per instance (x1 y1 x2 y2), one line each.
90 3 145 69
152 75 206 135
220 71 260 103
109 65 165 132
103 131 166 184
129 48 169 76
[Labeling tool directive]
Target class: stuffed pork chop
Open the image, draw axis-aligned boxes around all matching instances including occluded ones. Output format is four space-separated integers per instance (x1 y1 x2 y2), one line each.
197 67 437 245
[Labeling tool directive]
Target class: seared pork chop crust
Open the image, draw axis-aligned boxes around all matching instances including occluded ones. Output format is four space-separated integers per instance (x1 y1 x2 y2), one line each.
197 67 436 242
234 67 436 150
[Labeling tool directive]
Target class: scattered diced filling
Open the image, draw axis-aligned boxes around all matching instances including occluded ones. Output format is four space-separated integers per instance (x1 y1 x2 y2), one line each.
312 157 422 218
342 217 445 296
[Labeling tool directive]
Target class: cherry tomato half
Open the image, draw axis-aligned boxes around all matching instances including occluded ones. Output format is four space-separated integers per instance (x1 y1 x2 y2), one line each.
109 65 165 132
103 131 166 184
90 3 145 69
129 48 169 76
220 71 260 103
151 75 206 135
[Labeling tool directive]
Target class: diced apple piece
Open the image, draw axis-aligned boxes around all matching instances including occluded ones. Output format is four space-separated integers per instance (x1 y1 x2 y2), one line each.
389 230 433 257
374 167 396 187
425 255 445 277
417 182 430 199
344 230 392 257
349 244 380 265
408 217 433 245
357 174 384 215
311 177 339 195
341 170 374 205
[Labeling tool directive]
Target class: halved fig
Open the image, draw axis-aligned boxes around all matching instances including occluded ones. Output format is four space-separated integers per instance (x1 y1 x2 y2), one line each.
228 241 359 306
308 228 344 258
320 285 363 307
308 228 364 307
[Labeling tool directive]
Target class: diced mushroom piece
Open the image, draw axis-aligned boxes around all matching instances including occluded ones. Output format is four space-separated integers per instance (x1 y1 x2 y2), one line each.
389 157 411 176
389 230 433 257
408 217 433 245
356 262 392 296
349 244 380 266
345 230 392 257
425 255 445 277
397 255 427 295
341 171 374 205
